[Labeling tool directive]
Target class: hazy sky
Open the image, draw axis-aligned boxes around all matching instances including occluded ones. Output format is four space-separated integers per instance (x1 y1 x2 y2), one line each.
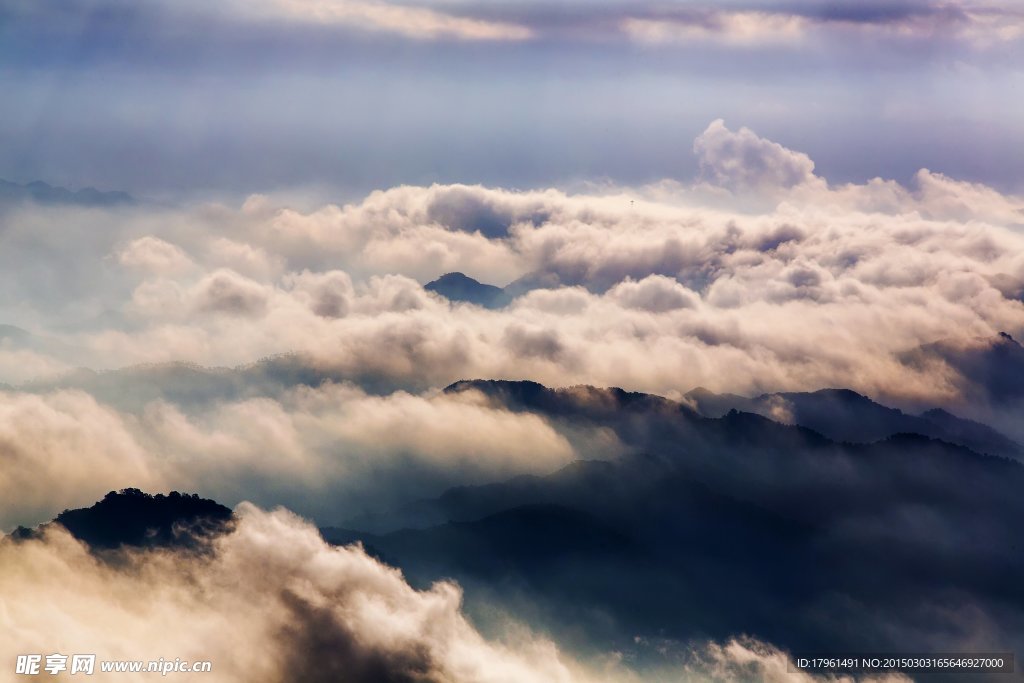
2 0 1023 198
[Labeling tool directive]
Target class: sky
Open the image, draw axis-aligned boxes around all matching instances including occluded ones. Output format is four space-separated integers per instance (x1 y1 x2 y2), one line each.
2 0 1024 199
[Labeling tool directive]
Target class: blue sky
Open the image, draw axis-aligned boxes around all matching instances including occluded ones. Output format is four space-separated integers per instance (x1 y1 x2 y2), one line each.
2 0 1023 198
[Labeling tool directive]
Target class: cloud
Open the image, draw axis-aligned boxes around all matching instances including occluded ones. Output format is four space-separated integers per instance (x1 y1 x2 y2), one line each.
0 504 598 683
606 275 697 313
205 237 285 281
622 12 808 47
0 384 582 530
684 637 912 682
116 236 194 275
693 119 820 193
1 121 1022 433
7 0 1022 65
910 168 1024 224
193 269 273 318
285 270 355 318
0 391 159 530
244 0 534 41
0 347 69 385
618 2 1024 50
4 0 533 45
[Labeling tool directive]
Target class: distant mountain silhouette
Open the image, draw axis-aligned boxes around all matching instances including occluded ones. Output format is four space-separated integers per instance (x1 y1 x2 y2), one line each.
685 386 1022 459
0 324 31 345
21 352 487 408
501 271 566 299
683 386 749 417
902 331 1024 406
326 501 640 579
448 379 694 421
329 379 1024 660
19 355 363 411
424 272 508 308
11 489 232 550
0 325 84 381
324 458 818 652
0 179 134 207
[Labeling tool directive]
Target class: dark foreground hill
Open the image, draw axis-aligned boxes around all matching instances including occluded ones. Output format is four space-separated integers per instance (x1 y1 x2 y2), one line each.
11 489 232 550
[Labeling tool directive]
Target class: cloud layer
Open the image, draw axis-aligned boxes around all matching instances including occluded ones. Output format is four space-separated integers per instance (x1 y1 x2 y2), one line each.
0 121 1020 536
0 383 588 530
6 0 1023 49
1 504 594 683
2 121 1021 427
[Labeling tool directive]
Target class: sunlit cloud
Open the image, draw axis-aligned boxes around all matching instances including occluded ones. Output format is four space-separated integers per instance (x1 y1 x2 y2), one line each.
241 0 534 41
619 3 1024 50
0 505 597 683
622 12 808 47
0 382 586 530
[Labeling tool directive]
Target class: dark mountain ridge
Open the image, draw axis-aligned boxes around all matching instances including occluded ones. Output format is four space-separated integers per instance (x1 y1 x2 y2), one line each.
329 379 1024 663
0 179 134 207
685 385 1022 459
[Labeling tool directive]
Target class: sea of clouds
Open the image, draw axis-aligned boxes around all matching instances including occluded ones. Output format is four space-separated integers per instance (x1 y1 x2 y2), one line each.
2 119 1023 518
1 120 1021 681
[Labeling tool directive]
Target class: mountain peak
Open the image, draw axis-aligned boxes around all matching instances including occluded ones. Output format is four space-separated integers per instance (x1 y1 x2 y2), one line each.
432 272 475 284
12 489 233 550
425 272 507 309
805 387 872 403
